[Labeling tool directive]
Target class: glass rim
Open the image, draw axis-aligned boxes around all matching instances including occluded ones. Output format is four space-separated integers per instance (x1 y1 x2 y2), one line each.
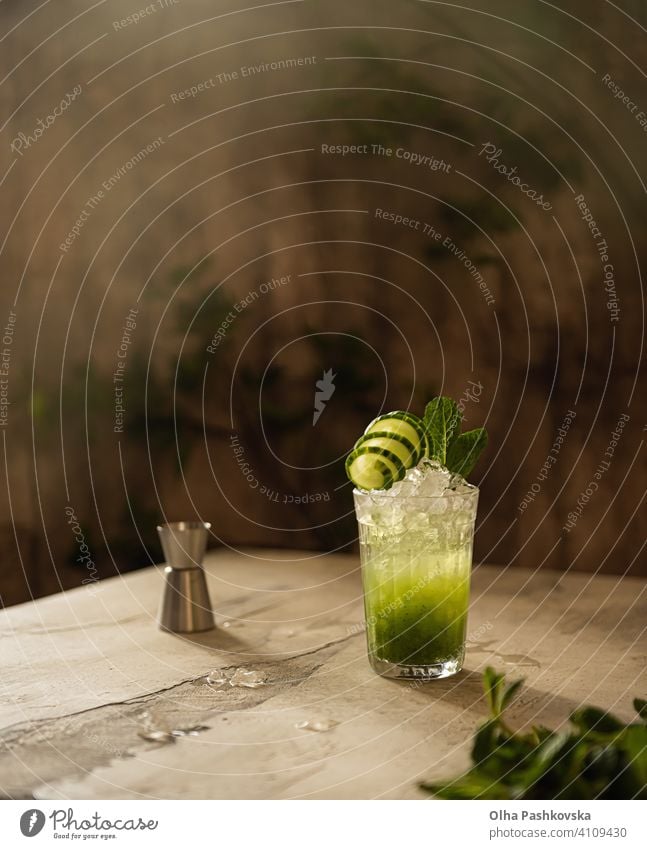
352 486 479 501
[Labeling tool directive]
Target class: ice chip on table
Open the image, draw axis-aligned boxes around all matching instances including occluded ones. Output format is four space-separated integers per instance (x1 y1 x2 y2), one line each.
206 667 267 689
295 718 339 732
206 668 229 687
229 668 266 689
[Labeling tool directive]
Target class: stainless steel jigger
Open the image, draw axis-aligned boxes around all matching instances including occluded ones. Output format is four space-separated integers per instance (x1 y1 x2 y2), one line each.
157 521 215 633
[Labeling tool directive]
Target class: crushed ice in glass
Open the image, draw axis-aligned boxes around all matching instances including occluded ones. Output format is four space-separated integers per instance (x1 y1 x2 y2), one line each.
354 458 478 530
385 459 464 497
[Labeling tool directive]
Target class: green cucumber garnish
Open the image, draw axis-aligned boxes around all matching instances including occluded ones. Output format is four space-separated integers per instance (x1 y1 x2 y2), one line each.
364 411 427 463
345 448 398 490
346 397 488 490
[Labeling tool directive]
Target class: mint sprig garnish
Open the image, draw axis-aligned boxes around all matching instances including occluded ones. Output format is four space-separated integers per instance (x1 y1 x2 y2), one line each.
420 668 647 800
424 395 487 477
424 396 461 465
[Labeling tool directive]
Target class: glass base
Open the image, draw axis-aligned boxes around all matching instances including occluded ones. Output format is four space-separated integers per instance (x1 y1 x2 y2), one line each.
370 655 462 680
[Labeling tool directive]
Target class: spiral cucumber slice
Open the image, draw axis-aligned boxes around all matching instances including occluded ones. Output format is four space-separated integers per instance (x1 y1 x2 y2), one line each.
364 411 428 463
356 433 412 468
345 448 400 491
346 410 427 490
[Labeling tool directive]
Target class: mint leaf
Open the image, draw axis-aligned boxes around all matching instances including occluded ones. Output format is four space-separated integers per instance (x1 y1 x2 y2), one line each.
421 670 647 800
446 428 487 477
421 771 512 800
571 707 625 734
421 394 487 479
483 666 506 716
424 396 461 464
634 698 647 721
501 678 525 711
619 725 647 786
472 718 500 764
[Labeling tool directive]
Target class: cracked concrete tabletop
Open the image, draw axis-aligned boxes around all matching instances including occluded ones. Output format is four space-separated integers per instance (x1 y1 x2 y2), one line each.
0 548 644 799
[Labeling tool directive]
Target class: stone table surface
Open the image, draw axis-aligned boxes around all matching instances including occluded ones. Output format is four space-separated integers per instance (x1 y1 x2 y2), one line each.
0 549 645 800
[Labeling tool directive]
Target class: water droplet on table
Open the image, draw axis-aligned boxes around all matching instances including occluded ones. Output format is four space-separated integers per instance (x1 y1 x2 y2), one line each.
499 652 540 668
465 641 540 669
137 711 175 744
295 718 338 732
138 729 175 743
172 725 210 737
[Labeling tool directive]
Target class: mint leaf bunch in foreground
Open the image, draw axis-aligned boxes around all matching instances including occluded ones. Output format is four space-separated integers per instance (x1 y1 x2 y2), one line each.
421 668 647 800
345 395 487 491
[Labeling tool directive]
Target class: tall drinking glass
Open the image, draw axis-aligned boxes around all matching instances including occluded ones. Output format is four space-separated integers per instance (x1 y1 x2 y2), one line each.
354 484 479 680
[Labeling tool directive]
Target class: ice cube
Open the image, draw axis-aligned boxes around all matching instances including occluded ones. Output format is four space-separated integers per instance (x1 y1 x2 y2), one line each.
206 668 229 687
205 667 267 689
295 718 338 732
229 668 266 689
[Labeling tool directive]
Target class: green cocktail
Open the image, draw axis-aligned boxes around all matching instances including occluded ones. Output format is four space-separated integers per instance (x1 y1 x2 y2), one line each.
345 397 486 680
354 481 478 680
